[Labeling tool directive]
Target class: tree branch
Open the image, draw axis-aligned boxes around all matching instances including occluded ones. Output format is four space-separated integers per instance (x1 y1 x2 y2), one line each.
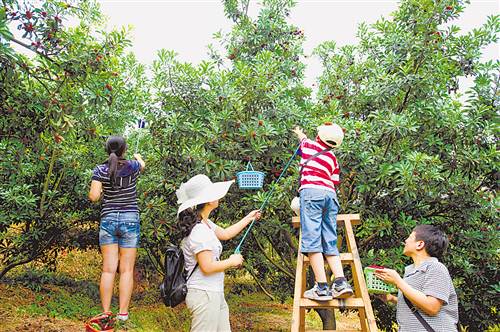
252 233 294 279
8 37 59 65
244 263 275 301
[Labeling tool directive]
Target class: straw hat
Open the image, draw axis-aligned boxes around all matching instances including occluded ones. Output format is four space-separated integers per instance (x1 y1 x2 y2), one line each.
176 174 234 215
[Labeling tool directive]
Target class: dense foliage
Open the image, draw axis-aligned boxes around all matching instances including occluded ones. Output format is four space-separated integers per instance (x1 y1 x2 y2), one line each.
0 0 148 278
1 0 497 329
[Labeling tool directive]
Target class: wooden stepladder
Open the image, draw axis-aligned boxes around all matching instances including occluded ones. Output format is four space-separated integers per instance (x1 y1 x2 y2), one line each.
291 214 378 332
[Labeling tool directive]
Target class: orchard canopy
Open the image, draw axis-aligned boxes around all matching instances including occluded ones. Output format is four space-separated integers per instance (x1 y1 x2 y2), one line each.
0 0 498 330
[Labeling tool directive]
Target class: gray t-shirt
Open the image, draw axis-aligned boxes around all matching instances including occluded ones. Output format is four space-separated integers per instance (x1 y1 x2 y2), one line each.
397 257 459 332
181 220 224 292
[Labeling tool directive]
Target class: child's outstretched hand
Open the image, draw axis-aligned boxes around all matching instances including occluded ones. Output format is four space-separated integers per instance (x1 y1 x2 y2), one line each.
245 210 262 222
293 126 307 141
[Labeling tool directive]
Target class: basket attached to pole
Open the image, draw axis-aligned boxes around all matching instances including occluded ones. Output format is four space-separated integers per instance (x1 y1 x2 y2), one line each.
237 162 265 189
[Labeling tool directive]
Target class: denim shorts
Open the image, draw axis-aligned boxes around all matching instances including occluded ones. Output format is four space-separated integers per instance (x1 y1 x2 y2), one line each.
99 211 140 248
300 188 340 256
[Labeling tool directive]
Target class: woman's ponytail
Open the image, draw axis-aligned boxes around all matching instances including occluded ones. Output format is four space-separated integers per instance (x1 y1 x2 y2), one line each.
105 136 127 189
108 152 119 188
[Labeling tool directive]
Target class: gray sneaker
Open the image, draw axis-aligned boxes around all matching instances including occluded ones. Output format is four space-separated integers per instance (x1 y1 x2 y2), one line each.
303 283 333 301
331 280 354 298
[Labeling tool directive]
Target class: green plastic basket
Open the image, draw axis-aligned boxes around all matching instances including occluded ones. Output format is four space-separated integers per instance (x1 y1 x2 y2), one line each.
364 267 398 294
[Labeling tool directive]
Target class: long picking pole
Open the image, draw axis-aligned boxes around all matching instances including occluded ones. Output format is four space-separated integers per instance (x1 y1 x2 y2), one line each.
234 143 301 254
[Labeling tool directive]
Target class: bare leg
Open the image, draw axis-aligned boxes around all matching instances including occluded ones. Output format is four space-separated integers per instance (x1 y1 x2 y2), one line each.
325 255 344 279
309 252 327 282
100 244 119 312
118 247 137 314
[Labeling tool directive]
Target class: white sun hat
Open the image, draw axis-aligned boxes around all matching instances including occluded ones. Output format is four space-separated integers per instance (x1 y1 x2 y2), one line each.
317 122 344 148
176 174 235 215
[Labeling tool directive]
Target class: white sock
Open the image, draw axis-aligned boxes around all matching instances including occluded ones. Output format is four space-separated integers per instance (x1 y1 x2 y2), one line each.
117 313 129 321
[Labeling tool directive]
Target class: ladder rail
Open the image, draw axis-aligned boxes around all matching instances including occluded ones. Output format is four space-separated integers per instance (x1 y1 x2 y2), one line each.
344 218 378 331
291 213 378 332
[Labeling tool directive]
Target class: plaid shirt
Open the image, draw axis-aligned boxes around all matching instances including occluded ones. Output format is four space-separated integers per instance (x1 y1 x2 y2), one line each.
397 257 459 332
299 137 340 193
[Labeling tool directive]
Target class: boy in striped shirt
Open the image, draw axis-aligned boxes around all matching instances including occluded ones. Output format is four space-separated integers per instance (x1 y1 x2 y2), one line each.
293 123 353 301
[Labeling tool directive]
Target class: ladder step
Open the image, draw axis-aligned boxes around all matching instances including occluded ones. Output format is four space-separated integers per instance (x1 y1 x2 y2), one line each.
300 297 365 309
303 253 353 263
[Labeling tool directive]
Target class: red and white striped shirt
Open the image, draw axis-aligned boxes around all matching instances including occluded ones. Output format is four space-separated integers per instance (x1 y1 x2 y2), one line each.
299 137 340 193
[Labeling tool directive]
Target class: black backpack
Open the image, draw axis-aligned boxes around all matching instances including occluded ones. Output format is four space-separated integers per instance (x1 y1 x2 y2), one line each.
159 245 198 307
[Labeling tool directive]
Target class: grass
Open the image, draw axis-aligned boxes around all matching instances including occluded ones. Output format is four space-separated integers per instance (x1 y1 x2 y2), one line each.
1 249 358 331
2 249 497 331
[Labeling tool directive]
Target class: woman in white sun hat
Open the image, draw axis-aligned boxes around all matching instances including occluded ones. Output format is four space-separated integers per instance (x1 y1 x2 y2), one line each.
176 174 261 332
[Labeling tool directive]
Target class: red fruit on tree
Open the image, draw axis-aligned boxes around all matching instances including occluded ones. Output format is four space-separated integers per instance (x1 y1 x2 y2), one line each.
251 131 256 138
445 6 453 10
54 133 64 144
228 53 236 60
41 11 47 17
105 84 112 91
25 11 32 19
335 95 344 100
258 120 263 126
24 23 34 32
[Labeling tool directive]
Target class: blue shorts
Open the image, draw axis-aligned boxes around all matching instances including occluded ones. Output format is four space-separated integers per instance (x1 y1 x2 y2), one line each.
300 188 340 256
99 212 140 248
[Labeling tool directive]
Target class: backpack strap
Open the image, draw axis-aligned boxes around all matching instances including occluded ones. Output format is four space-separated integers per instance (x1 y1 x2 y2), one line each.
187 263 198 281
298 147 332 190
403 296 436 332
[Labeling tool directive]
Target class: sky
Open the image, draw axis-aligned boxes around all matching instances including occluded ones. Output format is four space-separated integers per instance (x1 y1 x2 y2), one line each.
95 0 499 88
8 1 499 90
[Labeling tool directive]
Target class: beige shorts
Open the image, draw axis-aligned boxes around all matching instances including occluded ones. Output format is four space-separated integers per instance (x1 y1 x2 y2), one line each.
185 288 231 332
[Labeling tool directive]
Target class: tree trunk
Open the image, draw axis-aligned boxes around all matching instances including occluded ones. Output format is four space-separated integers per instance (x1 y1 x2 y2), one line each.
316 308 336 330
